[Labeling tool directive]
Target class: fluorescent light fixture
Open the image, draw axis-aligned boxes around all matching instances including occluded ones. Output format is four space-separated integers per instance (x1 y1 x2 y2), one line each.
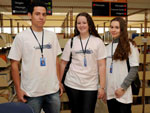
1 12 12 15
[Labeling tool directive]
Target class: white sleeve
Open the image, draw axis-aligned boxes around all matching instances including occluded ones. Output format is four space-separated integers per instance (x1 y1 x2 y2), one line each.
97 39 107 60
8 35 22 61
61 39 71 61
129 43 139 66
54 33 62 56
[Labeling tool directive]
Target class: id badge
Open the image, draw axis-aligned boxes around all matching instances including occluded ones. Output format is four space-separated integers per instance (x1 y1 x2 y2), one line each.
84 56 87 67
40 57 46 66
110 63 113 73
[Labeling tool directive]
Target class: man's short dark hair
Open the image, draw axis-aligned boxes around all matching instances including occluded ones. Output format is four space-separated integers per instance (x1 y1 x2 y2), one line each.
28 1 47 14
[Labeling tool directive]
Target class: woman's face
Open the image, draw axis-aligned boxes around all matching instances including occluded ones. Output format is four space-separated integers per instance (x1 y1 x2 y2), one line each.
110 21 121 39
76 16 89 35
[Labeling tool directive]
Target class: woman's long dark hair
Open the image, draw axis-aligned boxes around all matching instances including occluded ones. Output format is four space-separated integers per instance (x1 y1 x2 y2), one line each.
111 17 131 61
74 12 100 38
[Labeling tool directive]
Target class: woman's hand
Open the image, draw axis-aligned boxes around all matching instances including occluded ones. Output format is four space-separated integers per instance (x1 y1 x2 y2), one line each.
98 88 107 103
98 88 105 99
115 88 126 98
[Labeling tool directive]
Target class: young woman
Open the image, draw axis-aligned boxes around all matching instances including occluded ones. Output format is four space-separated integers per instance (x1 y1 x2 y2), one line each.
105 17 139 113
60 12 107 113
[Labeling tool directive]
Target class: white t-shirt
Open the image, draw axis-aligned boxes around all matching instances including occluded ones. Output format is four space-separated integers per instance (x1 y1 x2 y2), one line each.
8 28 62 97
61 35 107 90
106 42 139 103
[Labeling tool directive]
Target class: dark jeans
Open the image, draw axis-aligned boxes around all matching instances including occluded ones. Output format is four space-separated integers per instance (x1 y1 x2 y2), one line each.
107 99 132 113
65 85 98 113
25 91 60 113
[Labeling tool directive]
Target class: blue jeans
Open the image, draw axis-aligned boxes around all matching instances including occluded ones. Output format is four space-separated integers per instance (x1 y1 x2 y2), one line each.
25 91 60 113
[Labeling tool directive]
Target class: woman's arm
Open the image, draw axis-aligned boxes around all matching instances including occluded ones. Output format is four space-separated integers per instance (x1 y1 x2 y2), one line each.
97 58 106 99
121 66 139 90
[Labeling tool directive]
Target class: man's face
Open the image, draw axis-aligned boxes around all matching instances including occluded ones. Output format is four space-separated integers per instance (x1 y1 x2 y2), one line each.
28 6 47 29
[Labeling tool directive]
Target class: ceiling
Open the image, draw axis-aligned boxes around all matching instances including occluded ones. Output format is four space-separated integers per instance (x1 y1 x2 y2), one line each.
0 0 150 29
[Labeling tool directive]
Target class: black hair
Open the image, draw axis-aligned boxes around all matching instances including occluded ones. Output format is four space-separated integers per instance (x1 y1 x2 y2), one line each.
28 1 47 14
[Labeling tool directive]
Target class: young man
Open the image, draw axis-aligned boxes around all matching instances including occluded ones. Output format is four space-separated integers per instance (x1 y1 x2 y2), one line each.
8 1 63 113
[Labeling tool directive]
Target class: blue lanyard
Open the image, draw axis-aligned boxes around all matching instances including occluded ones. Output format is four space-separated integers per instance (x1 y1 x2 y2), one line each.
30 27 44 57
79 35 90 67
110 41 114 73
111 41 114 62
79 35 90 55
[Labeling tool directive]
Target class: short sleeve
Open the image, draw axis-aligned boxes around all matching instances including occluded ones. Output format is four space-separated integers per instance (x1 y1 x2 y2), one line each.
54 33 62 56
8 35 23 61
97 39 107 60
61 39 71 61
129 43 139 66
